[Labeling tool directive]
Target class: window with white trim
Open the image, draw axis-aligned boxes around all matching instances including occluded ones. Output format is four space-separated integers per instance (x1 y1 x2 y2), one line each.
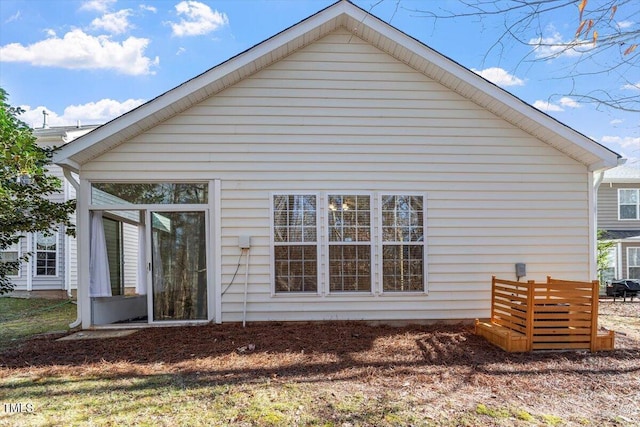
628 247 640 280
619 189 640 220
381 195 425 292
0 241 20 277
328 194 371 292
273 195 318 293
35 231 57 276
271 193 427 295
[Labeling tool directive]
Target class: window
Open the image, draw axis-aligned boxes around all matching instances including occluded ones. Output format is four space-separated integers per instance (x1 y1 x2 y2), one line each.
0 241 20 277
273 195 318 293
271 192 427 295
619 189 640 220
92 182 208 205
628 247 640 279
328 195 371 292
381 195 425 292
36 232 57 276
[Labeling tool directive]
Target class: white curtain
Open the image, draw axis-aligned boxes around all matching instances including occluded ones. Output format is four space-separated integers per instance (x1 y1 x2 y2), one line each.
136 224 147 295
89 211 112 297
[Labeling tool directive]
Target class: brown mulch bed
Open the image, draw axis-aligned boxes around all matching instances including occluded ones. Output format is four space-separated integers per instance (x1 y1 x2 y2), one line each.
1 300 639 425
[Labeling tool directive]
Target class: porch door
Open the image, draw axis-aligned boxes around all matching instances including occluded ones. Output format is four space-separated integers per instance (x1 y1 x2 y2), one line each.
150 211 207 321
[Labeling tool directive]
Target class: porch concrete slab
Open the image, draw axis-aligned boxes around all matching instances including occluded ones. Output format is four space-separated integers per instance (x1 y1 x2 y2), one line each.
57 329 138 341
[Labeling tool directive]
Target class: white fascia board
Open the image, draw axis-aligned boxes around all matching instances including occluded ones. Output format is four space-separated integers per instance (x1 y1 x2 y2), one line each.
52 2 349 169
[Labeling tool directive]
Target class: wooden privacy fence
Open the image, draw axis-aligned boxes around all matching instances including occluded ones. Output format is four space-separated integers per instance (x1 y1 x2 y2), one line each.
475 276 615 352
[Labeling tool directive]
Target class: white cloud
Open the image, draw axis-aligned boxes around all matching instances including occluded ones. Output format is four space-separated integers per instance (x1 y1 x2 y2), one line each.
532 97 582 112
5 11 21 24
140 5 157 13
0 29 159 75
472 67 525 87
91 9 133 34
610 119 624 125
617 21 634 29
529 27 588 59
601 135 640 149
19 98 146 128
533 100 564 112
176 47 186 55
80 0 116 13
169 1 228 37
622 82 640 91
558 97 581 108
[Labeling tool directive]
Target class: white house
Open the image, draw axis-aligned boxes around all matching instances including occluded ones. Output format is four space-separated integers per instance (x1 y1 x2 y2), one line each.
3 124 98 298
53 0 621 329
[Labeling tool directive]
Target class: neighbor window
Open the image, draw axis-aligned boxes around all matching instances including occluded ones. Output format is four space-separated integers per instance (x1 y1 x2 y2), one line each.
628 247 640 280
273 195 318 293
381 195 425 292
619 189 640 220
328 194 371 292
35 232 57 276
0 241 20 277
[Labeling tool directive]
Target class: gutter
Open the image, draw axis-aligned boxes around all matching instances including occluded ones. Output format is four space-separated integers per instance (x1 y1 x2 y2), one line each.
63 167 82 329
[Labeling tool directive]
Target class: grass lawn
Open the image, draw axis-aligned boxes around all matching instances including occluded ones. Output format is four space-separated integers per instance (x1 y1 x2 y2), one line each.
0 299 639 426
0 297 76 351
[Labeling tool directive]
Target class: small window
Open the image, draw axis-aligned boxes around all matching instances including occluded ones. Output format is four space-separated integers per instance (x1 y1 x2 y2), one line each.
36 232 57 276
381 195 425 292
328 194 371 292
272 195 318 293
628 247 640 279
92 183 208 205
0 241 20 277
619 189 640 220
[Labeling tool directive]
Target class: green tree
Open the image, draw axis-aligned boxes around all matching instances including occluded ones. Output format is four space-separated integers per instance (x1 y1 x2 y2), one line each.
0 88 76 294
597 229 615 285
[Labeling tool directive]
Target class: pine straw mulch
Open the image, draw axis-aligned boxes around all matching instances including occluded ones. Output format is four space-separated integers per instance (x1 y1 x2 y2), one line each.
1 300 639 425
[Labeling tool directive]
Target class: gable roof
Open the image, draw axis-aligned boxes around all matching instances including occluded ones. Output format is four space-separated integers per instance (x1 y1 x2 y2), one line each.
53 0 621 173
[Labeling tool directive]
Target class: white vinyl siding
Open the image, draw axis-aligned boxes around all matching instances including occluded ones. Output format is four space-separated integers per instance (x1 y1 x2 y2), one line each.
82 29 591 322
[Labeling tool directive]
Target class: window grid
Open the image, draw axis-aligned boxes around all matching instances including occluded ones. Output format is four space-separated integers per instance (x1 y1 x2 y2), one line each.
328 195 372 293
619 189 640 220
0 241 20 277
273 195 318 293
381 195 425 292
36 232 57 276
628 247 640 280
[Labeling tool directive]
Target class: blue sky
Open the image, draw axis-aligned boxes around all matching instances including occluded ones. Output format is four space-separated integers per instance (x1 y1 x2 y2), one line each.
1 0 638 165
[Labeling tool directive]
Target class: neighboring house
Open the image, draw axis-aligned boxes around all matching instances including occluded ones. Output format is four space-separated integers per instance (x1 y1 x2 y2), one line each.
2 124 98 298
597 165 640 284
53 0 621 329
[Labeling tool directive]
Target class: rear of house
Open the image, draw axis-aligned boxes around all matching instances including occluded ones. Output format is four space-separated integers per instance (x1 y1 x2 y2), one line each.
53 1 620 328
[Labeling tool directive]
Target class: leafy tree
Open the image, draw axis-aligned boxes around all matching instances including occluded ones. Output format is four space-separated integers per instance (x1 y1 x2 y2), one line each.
404 0 639 112
597 229 615 285
0 88 76 294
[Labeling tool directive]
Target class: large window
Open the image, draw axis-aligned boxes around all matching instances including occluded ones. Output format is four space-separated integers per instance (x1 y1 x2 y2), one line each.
271 193 426 295
0 241 20 277
628 247 640 279
328 194 371 292
36 232 57 276
619 189 640 220
381 195 425 292
273 195 318 293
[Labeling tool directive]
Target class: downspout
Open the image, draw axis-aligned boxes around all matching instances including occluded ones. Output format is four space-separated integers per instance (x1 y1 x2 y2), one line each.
591 170 605 281
63 167 82 329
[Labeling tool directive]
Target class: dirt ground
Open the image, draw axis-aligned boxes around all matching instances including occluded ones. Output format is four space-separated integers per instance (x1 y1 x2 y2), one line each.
1 299 639 426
